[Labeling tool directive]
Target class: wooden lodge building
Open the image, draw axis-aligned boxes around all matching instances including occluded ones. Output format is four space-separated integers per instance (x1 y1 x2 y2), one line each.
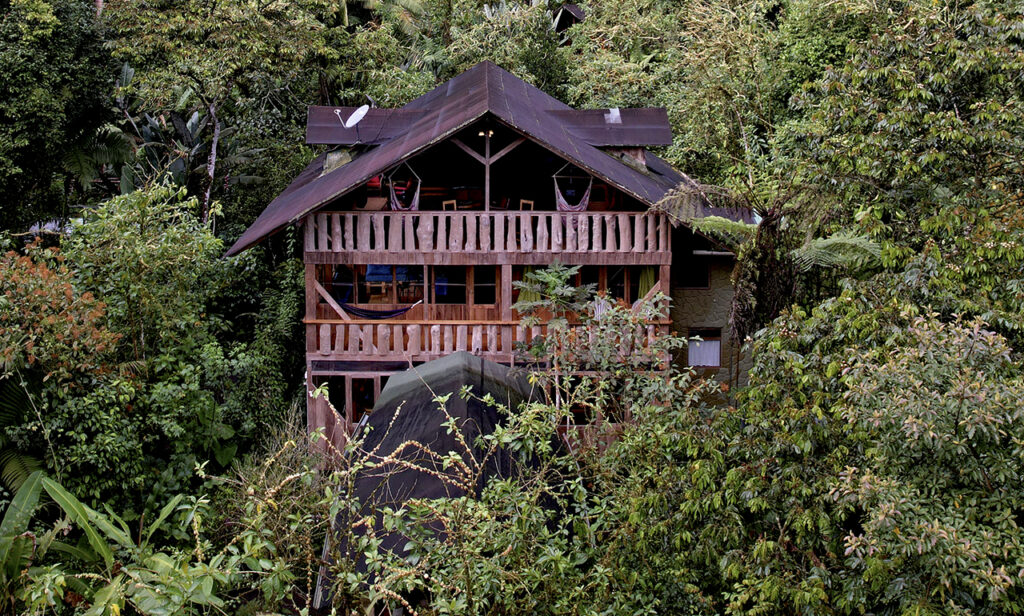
226 62 751 441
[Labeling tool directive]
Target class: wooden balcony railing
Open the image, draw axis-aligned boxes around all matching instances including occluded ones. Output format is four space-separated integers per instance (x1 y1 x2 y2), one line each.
306 319 670 365
303 211 670 264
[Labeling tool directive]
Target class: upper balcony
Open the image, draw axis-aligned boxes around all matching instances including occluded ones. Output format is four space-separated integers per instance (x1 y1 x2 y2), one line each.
302 209 671 266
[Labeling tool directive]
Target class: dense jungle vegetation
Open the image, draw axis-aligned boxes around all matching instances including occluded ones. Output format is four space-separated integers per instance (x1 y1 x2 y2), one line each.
1 0 1023 614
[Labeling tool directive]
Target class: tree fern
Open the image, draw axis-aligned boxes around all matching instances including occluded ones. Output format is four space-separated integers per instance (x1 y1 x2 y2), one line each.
655 183 757 251
791 232 881 273
0 378 42 493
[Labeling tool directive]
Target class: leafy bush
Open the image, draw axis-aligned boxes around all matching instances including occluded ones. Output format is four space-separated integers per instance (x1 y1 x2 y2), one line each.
2 186 303 513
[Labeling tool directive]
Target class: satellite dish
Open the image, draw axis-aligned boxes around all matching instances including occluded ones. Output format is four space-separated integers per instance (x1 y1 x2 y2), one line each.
338 104 369 129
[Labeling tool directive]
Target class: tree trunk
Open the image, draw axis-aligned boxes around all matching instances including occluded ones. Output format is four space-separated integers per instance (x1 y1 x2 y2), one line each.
201 102 220 224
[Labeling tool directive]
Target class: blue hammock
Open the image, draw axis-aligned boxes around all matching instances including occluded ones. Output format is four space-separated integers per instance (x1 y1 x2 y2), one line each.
341 299 422 320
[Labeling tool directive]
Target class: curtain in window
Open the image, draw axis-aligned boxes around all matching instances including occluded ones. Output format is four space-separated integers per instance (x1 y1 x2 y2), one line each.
688 338 721 367
517 266 541 304
637 266 657 299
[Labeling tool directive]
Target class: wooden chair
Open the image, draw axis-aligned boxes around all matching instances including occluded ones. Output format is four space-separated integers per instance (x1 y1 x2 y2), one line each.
519 199 534 211
442 200 457 211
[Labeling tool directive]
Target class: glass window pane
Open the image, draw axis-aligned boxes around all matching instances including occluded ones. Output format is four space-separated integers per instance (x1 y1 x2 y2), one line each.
434 266 467 304
473 266 497 305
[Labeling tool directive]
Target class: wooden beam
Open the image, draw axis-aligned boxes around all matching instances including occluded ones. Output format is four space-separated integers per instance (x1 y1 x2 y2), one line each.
451 138 486 165
313 279 351 320
489 137 525 163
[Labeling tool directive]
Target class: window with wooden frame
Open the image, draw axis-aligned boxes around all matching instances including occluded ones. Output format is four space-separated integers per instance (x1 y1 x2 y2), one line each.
432 266 467 304
472 266 498 305
687 328 722 367
356 265 424 304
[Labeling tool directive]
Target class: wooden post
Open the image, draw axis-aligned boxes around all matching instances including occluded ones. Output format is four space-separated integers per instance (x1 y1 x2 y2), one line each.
501 265 513 321
484 130 491 211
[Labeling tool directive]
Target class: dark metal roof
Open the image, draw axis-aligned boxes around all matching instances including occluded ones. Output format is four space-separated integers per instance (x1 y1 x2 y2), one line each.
310 106 672 147
554 3 585 32
548 108 673 146
306 107 428 145
226 62 746 257
563 3 585 21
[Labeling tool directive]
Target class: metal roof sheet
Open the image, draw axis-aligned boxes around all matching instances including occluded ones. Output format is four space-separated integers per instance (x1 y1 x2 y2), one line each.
226 62 746 257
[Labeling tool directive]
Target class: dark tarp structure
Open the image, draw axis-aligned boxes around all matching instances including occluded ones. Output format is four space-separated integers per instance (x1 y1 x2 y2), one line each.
314 352 539 608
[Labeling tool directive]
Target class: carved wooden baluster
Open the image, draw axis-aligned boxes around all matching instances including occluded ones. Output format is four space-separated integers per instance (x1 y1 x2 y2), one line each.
480 213 491 251
565 215 577 252
331 214 342 252
317 213 329 251
551 214 563 252
347 324 359 353
345 214 355 251
604 215 616 251
373 214 386 251
393 324 404 355
418 213 434 251
618 213 631 253
357 215 370 252
646 214 655 252
536 214 549 252
445 214 459 251
319 324 331 355
360 325 374 352
431 324 442 354
303 216 315 252
633 215 645 253
521 213 534 251
408 324 421 356
379 325 391 356
487 325 498 353
466 214 478 251
443 326 455 353
495 212 505 251
471 326 483 353
404 214 416 251
389 214 402 252
437 214 449 252
505 213 516 251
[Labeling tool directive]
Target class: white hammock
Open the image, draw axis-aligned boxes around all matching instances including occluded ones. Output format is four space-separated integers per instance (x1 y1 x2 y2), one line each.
553 163 592 211
387 162 421 211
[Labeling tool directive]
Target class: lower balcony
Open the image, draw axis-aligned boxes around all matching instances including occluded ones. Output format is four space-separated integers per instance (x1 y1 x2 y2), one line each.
305 318 669 369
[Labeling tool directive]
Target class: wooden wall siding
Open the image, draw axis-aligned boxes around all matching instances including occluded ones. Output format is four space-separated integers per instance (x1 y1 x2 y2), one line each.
305 320 671 366
303 211 672 265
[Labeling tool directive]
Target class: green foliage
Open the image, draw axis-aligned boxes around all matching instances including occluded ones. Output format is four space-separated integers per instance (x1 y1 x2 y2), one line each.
64 186 222 361
7 451 324 616
2 186 303 511
0 0 112 230
793 0 1024 338
835 315 1024 613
